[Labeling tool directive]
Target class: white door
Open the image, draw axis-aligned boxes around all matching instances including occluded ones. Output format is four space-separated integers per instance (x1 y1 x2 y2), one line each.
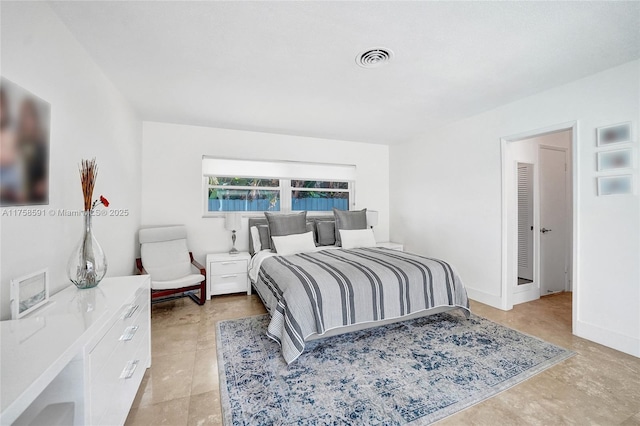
517 163 534 282
539 147 568 295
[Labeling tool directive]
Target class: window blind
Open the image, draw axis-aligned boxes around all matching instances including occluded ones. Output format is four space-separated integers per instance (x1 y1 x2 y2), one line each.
202 157 356 181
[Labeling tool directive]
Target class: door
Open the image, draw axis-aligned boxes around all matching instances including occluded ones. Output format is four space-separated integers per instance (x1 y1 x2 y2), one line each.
539 147 568 295
517 163 534 283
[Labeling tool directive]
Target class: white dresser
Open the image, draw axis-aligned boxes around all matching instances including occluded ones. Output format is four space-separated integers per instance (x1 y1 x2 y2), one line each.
0 275 151 426
206 252 251 298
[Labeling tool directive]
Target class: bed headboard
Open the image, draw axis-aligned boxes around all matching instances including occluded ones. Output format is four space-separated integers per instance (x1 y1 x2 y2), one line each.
248 214 334 255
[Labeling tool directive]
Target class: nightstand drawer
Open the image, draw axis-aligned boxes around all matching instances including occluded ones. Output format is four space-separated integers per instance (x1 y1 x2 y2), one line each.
210 273 248 295
206 252 252 298
210 259 247 275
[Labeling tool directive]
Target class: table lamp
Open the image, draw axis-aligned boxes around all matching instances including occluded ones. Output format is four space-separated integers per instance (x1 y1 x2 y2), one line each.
224 213 242 255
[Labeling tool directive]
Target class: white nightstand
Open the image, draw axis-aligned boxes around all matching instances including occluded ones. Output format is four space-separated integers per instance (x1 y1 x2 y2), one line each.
206 252 251 299
376 241 404 251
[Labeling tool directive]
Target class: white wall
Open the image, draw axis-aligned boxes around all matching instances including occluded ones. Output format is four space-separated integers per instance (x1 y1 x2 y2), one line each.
141 122 389 264
390 60 639 356
0 2 142 319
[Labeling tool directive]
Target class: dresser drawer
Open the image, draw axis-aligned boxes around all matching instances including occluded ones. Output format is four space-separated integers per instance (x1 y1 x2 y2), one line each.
96 334 150 426
209 259 247 275
88 287 149 424
209 273 248 295
90 325 149 424
88 290 149 375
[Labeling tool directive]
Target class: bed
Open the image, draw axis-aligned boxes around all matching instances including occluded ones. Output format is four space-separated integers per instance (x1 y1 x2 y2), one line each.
248 215 470 364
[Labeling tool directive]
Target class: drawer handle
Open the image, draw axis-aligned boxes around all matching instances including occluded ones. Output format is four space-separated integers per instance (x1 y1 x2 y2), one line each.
221 274 238 279
123 304 139 319
220 262 238 265
120 360 139 379
120 325 139 341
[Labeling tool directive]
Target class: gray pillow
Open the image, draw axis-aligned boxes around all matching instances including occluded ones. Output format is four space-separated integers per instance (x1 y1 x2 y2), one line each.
257 225 271 251
333 208 367 246
264 211 308 251
316 221 336 246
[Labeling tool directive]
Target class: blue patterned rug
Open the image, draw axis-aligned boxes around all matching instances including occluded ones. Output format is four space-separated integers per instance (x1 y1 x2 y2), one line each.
217 312 573 425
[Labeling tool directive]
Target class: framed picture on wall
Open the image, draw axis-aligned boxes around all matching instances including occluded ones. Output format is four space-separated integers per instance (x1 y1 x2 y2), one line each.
597 175 633 196
0 77 51 207
597 148 633 171
596 122 632 147
10 268 50 319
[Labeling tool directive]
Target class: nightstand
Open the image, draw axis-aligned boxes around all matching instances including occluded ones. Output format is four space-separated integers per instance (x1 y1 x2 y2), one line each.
206 252 251 299
376 241 404 251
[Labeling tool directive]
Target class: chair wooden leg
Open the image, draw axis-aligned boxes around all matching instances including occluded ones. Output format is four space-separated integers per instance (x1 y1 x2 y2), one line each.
185 281 206 305
199 281 206 305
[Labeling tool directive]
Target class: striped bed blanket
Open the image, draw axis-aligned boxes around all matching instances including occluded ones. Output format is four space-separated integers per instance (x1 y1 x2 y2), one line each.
255 247 470 364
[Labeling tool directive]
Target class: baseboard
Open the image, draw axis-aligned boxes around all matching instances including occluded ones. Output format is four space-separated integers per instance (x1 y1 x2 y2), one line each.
465 287 504 310
575 320 640 358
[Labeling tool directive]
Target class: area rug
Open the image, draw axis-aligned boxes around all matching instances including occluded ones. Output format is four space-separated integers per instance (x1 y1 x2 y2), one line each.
217 312 573 425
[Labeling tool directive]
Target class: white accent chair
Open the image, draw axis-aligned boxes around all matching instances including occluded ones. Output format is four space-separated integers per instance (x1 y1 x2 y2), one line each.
136 226 206 305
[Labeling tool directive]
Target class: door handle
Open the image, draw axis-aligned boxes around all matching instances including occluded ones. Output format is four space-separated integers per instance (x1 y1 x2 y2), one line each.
540 228 552 233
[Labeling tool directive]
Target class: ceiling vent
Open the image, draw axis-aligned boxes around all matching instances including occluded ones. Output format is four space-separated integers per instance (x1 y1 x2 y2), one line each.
356 48 393 68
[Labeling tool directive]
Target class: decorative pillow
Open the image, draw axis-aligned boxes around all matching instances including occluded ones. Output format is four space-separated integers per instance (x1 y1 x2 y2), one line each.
333 208 367 246
250 226 262 254
271 231 316 256
339 228 376 249
316 221 336 246
257 225 271 251
306 221 318 246
265 211 308 250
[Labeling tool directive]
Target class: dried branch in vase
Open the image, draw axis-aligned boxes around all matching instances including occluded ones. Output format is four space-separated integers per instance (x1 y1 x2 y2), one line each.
79 158 98 211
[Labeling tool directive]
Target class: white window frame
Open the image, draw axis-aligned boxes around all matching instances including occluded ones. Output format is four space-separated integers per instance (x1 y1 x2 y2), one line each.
202 158 356 217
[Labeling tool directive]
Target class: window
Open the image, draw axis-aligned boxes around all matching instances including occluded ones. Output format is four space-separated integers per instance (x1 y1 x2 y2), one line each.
291 180 349 211
202 158 355 216
207 177 280 212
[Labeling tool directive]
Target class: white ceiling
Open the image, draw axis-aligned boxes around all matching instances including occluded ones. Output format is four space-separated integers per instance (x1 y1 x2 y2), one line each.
49 1 640 145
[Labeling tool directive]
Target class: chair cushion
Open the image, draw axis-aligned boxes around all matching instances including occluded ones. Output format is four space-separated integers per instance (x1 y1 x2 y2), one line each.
139 225 187 244
141 238 192 281
152 274 204 291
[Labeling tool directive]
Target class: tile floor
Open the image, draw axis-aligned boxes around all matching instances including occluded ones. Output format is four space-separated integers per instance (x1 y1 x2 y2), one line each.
125 292 640 425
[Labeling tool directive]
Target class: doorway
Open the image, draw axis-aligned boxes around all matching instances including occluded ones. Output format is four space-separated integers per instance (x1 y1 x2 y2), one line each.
539 146 569 295
501 123 575 311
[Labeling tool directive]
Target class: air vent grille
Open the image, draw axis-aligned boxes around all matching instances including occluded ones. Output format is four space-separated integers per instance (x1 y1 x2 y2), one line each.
356 48 393 68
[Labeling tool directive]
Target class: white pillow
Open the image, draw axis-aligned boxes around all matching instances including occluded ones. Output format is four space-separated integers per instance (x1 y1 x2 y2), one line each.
339 228 376 249
250 226 262 253
272 231 316 256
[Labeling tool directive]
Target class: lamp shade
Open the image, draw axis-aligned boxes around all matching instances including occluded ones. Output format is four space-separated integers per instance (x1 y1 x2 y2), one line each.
366 210 379 228
224 213 242 231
